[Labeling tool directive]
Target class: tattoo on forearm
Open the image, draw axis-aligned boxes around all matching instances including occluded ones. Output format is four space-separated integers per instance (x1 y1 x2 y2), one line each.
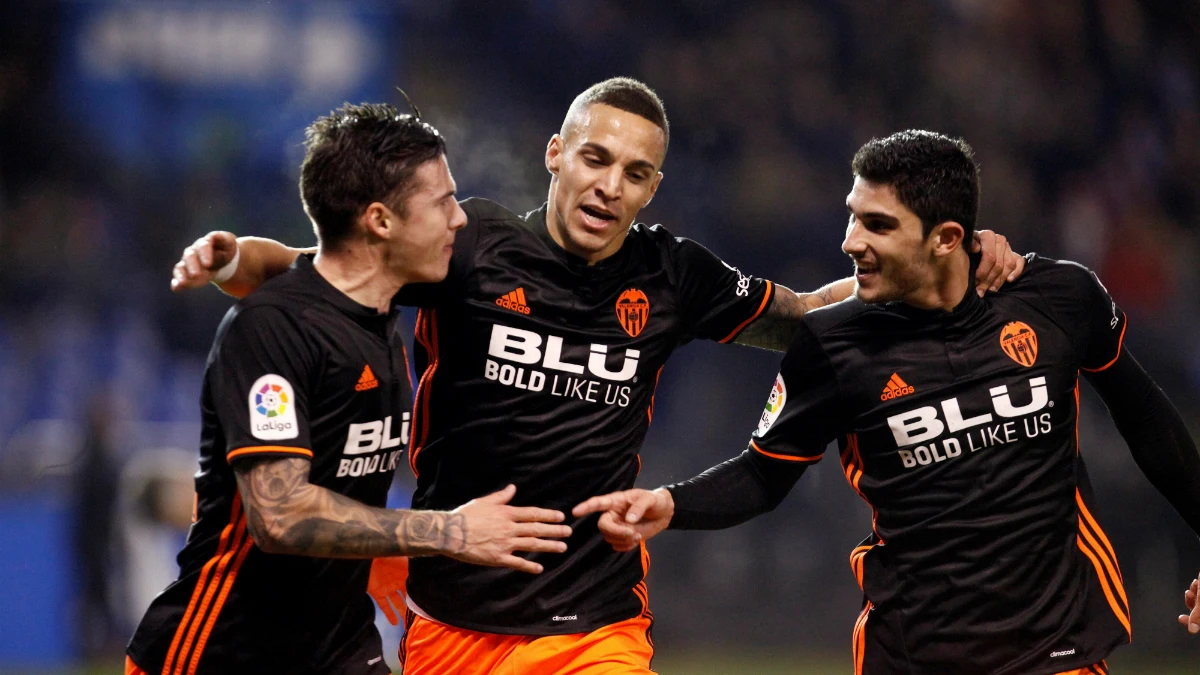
235 457 467 558
734 282 845 352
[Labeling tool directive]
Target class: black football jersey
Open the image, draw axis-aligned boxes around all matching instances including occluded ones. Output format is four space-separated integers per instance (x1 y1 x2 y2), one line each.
397 198 775 634
752 255 1130 675
128 255 411 675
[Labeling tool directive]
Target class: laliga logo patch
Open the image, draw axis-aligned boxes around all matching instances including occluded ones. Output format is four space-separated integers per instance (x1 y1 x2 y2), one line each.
249 374 298 440
1000 321 1038 367
615 289 650 338
756 373 787 436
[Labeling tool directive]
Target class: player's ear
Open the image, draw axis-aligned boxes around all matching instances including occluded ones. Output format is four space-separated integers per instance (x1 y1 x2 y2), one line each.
361 202 394 240
930 221 966 257
545 135 564 176
641 172 664 210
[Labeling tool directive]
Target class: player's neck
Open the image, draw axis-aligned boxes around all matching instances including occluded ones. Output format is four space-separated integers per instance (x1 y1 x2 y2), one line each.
545 182 624 265
904 250 971 312
312 245 401 314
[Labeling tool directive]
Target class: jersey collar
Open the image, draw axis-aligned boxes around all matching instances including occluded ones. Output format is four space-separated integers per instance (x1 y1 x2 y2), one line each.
294 253 392 331
526 202 634 274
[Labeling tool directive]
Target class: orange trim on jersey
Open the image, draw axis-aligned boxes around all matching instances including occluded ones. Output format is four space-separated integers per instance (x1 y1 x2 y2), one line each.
718 280 775 344
852 600 872 675
1082 319 1127 373
1076 491 1131 639
646 366 665 424
409 309 441 477
161 494 244 675
185 520 254 675
226 446 313 462
125 656 149 675
849 545 872 591
749 439 822 463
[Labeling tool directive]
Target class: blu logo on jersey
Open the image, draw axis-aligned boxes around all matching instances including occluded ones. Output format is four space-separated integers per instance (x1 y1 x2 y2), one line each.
887 377 1050 446
487 324 640 382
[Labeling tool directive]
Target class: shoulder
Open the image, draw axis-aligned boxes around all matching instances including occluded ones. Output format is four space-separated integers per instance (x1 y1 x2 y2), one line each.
801 296 880 338
1011 254 1096 291
460 197 523 224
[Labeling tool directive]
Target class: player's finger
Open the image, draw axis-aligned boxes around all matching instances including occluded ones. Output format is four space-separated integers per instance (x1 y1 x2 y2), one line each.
508 506 567 524
478 484 518 505
573 493 625 517
597 511 638 539
183 247 202 277
988 237 1010 292
509 537 568 554
1006 252 1026 282
625 492 659 523
513 522 572 539
495 554 543 574
194 236 214 268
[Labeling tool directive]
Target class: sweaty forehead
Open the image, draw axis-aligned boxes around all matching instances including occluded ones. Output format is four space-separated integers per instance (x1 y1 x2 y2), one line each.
564 103 666 167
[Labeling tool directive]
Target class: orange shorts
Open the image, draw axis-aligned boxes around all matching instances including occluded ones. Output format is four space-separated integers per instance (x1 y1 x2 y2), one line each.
398 612 655 675
1054 662 1109 675
124 656 148 675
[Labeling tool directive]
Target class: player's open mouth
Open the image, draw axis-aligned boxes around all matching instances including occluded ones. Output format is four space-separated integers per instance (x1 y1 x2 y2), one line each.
855 264 879 282
579 205 618 230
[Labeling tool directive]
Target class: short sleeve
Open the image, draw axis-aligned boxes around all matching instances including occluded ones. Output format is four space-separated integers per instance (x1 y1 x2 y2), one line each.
394 199 482 308
1031 257 1128 372
210 305 318 464
668 236 775 342
749 323 843 463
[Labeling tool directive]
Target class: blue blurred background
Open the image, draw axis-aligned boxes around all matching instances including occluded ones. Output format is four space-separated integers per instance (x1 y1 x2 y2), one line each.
0 1 1198 672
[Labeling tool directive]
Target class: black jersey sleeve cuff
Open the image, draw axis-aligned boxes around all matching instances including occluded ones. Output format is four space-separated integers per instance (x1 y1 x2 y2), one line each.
226 445 314 463
717 280 776 344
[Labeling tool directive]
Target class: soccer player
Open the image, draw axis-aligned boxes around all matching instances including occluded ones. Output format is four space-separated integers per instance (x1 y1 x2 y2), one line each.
125 103 572 675
574 130 1200 674
170 80 1024 674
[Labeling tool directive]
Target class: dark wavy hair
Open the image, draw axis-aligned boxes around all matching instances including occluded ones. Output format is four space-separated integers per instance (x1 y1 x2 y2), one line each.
851 130 980 241
300 102 446 248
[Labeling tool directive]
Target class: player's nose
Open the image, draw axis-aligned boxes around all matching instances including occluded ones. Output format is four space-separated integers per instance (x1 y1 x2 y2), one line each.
449 201 468 231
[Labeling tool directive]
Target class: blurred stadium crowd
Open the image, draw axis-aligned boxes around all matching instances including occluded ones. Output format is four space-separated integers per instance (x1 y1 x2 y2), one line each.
0 0 1197 669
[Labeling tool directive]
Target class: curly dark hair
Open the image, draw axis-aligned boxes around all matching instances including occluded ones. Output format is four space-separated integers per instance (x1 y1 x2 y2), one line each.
300 102 447 248
568 77 669 153
851 130 979 241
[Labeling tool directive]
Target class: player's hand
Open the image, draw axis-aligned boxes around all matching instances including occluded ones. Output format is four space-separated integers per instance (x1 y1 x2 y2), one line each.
171 231 239 292
367 556 409 625
972 230 1025 297
1178 572 1200 634
572 488 674 553
447 484 572 574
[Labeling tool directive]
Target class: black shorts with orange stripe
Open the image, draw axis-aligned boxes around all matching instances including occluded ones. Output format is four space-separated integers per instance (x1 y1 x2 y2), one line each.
740 255 1131 674
128 254 409 675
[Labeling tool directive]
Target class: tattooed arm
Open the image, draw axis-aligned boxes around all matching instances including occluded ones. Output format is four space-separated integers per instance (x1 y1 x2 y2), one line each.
733 230 1028 351
734 278 853 352
233 457 571 574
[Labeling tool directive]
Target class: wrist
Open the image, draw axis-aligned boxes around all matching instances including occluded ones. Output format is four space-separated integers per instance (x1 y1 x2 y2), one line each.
652 487 675 524
212 243 241 284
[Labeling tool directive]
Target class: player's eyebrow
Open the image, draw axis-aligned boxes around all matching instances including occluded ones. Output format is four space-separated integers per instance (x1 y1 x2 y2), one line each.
579 142 656 173
846 203 900 226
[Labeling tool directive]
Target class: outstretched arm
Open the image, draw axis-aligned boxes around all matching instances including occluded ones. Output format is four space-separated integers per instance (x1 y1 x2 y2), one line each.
171 232 311 298
572 450 809 551
734 230 1026 351
1083 349 1200 633
235 457 570 574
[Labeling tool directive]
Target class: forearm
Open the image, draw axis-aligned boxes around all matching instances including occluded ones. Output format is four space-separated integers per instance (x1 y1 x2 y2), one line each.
735 277 853 351
236 458 464 558
1086 351 1200 537
665 449 807 530
219 237 310 299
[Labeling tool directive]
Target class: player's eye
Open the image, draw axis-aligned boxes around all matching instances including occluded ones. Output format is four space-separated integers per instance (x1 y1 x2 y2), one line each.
583 155 604 167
